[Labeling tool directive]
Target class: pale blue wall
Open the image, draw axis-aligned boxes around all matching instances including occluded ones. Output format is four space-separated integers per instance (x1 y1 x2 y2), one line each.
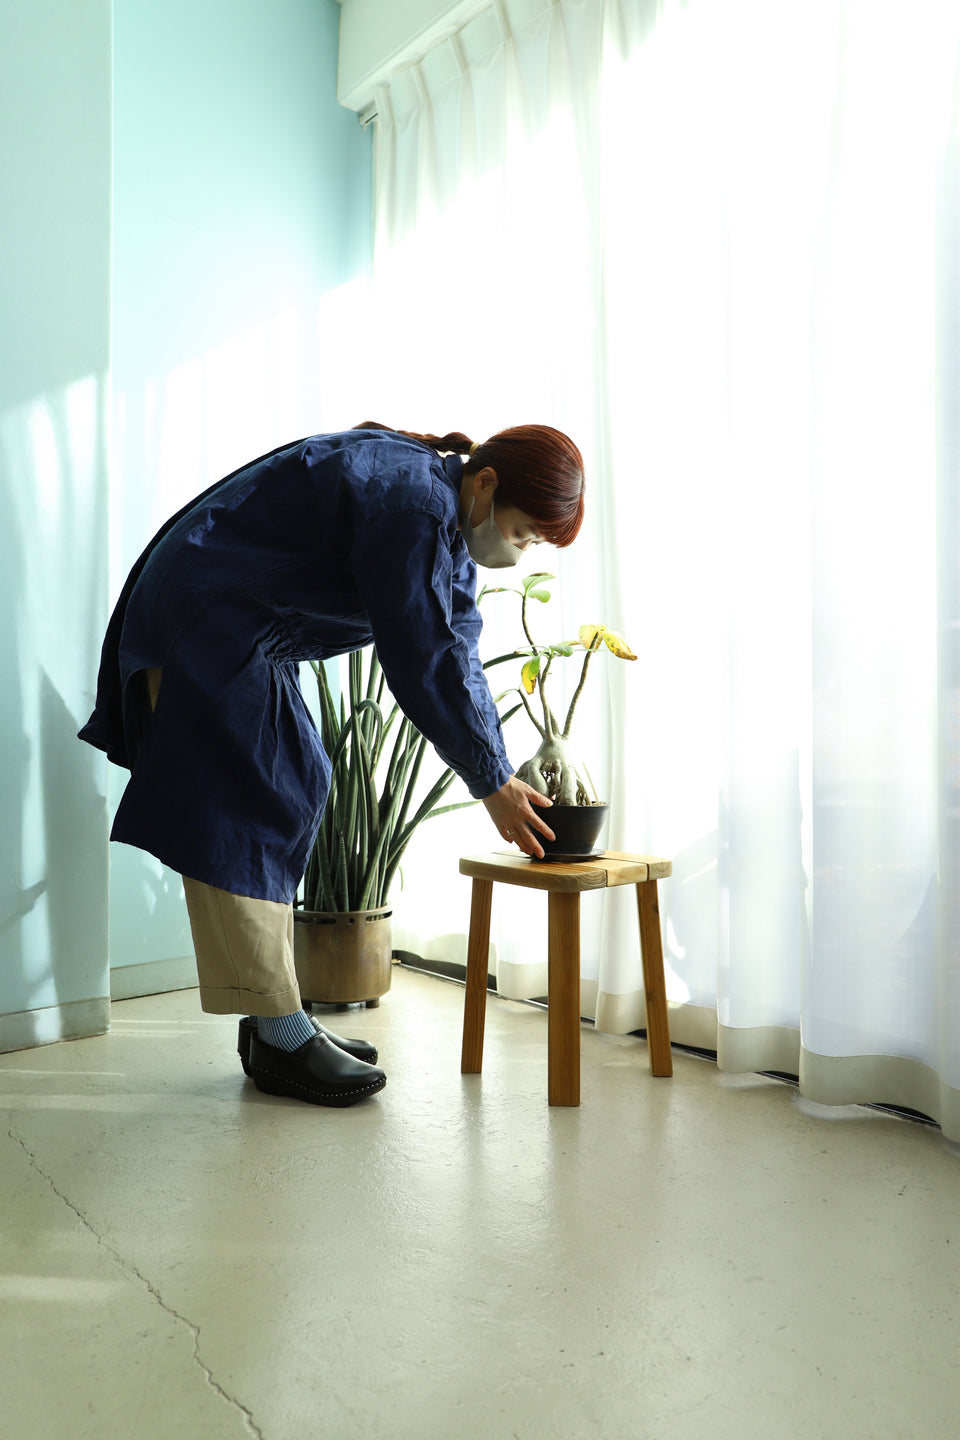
0 0 373 1037
108 0 373 993
0 0 113 1046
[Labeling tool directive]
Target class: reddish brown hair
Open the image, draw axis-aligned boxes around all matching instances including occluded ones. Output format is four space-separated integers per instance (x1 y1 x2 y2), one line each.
353 421 585 547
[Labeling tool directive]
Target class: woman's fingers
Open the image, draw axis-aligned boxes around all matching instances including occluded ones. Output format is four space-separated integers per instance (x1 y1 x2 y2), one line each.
506 811 555 857
482 777 555 857
514 780 555 838
527 811 555 842
522 791 555 841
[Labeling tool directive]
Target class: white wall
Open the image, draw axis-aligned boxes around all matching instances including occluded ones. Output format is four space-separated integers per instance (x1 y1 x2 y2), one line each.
0 0 113 1048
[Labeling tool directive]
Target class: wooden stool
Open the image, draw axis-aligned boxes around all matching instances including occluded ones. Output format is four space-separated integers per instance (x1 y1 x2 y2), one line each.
459 850 674 1106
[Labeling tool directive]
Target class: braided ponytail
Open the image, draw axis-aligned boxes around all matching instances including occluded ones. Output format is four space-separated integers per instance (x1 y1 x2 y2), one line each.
353 421 475 456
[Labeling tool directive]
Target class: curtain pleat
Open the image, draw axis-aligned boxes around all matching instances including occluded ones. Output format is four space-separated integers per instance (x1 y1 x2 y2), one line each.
361 0 960 1143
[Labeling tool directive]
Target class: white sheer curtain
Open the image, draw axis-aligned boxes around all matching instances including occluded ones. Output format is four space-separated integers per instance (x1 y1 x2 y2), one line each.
357 0 960 1143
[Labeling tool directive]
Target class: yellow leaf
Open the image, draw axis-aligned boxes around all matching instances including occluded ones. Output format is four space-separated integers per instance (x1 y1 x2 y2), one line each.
578 624 603 650
521 656 541 694
603 630 637 660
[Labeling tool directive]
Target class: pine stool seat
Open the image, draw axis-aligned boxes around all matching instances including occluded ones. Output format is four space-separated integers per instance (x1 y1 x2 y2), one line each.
459 850 673 1106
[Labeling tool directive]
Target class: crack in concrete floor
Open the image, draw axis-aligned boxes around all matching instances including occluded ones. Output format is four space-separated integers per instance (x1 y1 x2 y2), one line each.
8 1126 265 1440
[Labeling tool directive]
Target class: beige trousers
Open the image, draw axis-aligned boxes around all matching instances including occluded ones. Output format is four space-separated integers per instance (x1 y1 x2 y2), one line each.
181 879 303 1016
145 666 302 1017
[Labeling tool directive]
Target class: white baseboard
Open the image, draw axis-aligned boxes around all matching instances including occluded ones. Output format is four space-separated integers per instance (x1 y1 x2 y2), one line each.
0 996 111 1055
110 955 197 1001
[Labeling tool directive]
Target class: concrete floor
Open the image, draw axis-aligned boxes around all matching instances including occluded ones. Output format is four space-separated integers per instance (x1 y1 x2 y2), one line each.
1 964 957 1440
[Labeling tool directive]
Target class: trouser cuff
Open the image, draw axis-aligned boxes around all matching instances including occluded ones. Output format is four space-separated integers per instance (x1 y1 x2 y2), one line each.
198 984 303 1016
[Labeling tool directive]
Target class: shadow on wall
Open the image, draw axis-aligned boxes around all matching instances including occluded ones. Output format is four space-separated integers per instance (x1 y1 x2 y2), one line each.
0 376 111 1049
0 448 36 982
40 672 110 1011
107 839 193 971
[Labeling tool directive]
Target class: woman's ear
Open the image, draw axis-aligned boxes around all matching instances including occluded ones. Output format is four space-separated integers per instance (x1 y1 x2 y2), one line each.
473 466 499 498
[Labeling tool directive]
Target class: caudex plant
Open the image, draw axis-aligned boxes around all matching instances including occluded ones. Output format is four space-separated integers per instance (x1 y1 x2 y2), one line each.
480 572 636 806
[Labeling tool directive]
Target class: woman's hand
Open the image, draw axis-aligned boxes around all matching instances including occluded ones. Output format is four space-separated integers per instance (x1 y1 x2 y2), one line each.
481 775 555 859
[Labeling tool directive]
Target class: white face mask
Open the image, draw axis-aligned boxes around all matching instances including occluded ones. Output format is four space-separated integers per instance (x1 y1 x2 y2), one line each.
461 497 522 569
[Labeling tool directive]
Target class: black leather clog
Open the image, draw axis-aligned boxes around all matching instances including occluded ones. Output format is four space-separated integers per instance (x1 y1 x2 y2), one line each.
237 1015 378 1076
248 1031 386 1107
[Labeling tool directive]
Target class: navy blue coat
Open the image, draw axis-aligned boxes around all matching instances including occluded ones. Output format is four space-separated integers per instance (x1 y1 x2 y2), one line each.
79 430 513 901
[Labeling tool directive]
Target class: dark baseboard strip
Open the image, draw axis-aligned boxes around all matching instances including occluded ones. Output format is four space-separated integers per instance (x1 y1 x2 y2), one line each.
395 953 938 1130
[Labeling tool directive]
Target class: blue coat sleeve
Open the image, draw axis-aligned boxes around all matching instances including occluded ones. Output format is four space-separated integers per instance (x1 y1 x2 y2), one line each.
448 540 514 771
351 507 514 799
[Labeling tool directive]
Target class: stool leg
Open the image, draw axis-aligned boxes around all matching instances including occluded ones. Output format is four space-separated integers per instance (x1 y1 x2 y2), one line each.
547 891 581 1106
461 878 493 1074
636 879 673 1077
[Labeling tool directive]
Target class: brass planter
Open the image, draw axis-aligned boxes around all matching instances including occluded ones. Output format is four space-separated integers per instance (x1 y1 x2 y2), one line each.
293 906 393 1007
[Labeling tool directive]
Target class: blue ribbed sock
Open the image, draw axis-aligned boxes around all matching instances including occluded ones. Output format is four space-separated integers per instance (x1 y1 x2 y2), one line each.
255 1010 316 1052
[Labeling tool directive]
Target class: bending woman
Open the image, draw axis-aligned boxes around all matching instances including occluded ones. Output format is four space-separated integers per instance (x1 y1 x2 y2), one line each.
79 422 585 1107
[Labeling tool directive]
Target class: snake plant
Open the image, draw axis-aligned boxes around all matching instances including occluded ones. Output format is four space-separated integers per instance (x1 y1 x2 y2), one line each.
301 648 480 912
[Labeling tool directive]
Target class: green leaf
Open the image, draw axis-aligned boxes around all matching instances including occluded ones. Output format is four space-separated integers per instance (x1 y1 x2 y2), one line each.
482 647 534 670
522 571 554 591
477 584 518 601
301 641 476 908
420 800 478 821
498 701 524 724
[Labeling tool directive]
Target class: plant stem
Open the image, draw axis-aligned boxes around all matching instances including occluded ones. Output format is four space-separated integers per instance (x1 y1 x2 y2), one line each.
537 655 559 739
563 642 598 738
518 686 545 737
521 591 536 651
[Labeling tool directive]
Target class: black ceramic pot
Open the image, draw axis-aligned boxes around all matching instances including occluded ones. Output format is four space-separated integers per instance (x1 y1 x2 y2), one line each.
538 802 609 862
